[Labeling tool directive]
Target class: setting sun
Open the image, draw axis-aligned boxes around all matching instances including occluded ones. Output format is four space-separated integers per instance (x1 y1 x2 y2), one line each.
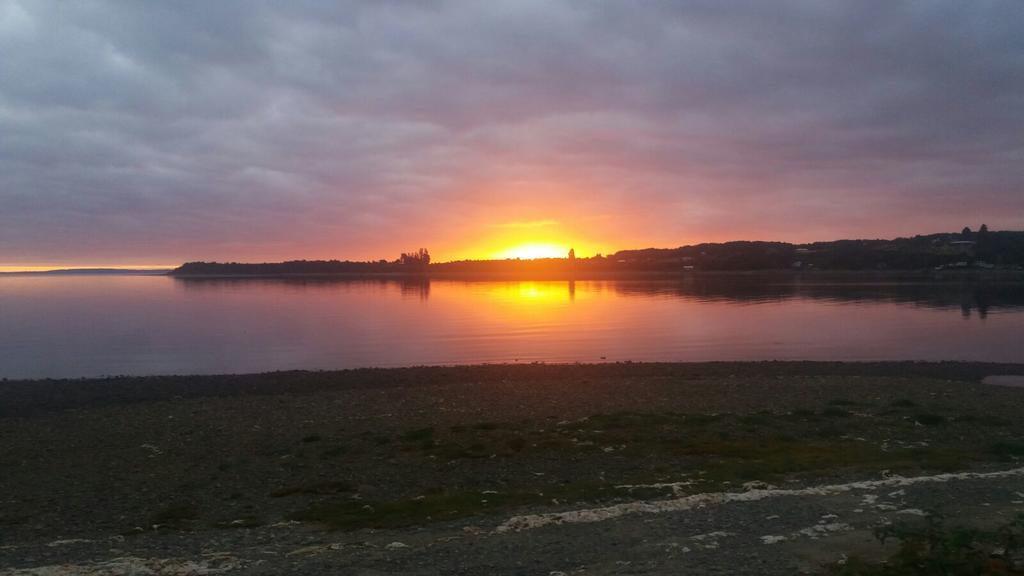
493 243 569 260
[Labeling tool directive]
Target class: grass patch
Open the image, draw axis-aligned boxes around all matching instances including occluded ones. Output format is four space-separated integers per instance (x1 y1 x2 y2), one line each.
0 512 30 526
284 405 994 531
359 431 391 445
291 490 542 531
149 502 199 527
436 442 493 459
829 399 866 407
281 403 1017 531
824 514 1024 575
740 413 771 426
914 413 946 426
400 427 435 442
506 436 527 452
687 441 970 485
291 482 681 531
990 441 1024 459
319 445 348 458
270 480 354 498
419 407 981 478
212 515 263 529
582 412 696 430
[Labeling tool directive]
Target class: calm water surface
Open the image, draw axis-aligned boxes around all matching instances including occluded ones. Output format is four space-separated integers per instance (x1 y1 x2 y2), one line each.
1 275 1022 379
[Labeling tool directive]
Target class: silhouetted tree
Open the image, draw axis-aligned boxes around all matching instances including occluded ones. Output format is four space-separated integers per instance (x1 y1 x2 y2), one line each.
976 224 993 261
399 248 431 270
961 226 972 238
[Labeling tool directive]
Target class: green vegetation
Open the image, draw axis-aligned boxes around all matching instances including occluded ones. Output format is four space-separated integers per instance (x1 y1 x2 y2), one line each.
291 481 694 531
148 502 199 528
318 445 348 458
990 441 1024 460
270 480 354 498
212 515 263 529
825 515 1024 575
291 490 543 530
914 413 946 426
823 406 853 418
0 512 29 526
284 398 1024 531
399 427 435 442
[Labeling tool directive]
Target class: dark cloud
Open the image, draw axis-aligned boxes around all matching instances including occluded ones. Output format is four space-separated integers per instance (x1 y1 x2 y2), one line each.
1 0 1021 265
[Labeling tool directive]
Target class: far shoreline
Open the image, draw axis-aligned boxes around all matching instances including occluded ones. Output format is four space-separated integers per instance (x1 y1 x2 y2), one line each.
166 268 1024 281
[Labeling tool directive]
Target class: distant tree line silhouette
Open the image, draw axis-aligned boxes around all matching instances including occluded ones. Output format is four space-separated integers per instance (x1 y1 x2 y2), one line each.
399 248 430 269
173 248 432 276
171 230 1024 276
591 228 1023 271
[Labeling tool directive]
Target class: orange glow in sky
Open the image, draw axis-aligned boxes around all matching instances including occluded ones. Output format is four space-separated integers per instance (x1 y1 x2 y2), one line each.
436 211 617 262
492 243 569 260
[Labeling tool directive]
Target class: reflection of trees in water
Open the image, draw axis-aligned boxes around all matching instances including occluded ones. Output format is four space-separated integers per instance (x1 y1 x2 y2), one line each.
399 279 430 300
962 295 991 319
610 277 1023 316
173 277 432 300
172 276 1024 316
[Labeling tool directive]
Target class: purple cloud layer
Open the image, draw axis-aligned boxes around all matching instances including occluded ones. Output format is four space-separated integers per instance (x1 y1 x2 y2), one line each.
1 0 1022 265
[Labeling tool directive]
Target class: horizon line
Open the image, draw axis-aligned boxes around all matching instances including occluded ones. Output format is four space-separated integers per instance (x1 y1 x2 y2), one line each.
0 265 177 274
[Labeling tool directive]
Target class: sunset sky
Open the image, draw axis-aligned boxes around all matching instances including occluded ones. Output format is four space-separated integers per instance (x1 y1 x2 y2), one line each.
1 1 1022 269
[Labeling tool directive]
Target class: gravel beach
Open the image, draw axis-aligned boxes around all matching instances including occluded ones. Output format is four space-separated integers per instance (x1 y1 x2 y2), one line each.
3 361 1024 575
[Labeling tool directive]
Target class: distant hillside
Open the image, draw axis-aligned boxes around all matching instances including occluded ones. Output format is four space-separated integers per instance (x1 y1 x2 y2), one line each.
171 230 1024 276
605 230 1024 271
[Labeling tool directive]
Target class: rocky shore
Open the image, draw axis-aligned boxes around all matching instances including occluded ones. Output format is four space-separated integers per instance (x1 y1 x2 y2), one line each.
3 362 1024 575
